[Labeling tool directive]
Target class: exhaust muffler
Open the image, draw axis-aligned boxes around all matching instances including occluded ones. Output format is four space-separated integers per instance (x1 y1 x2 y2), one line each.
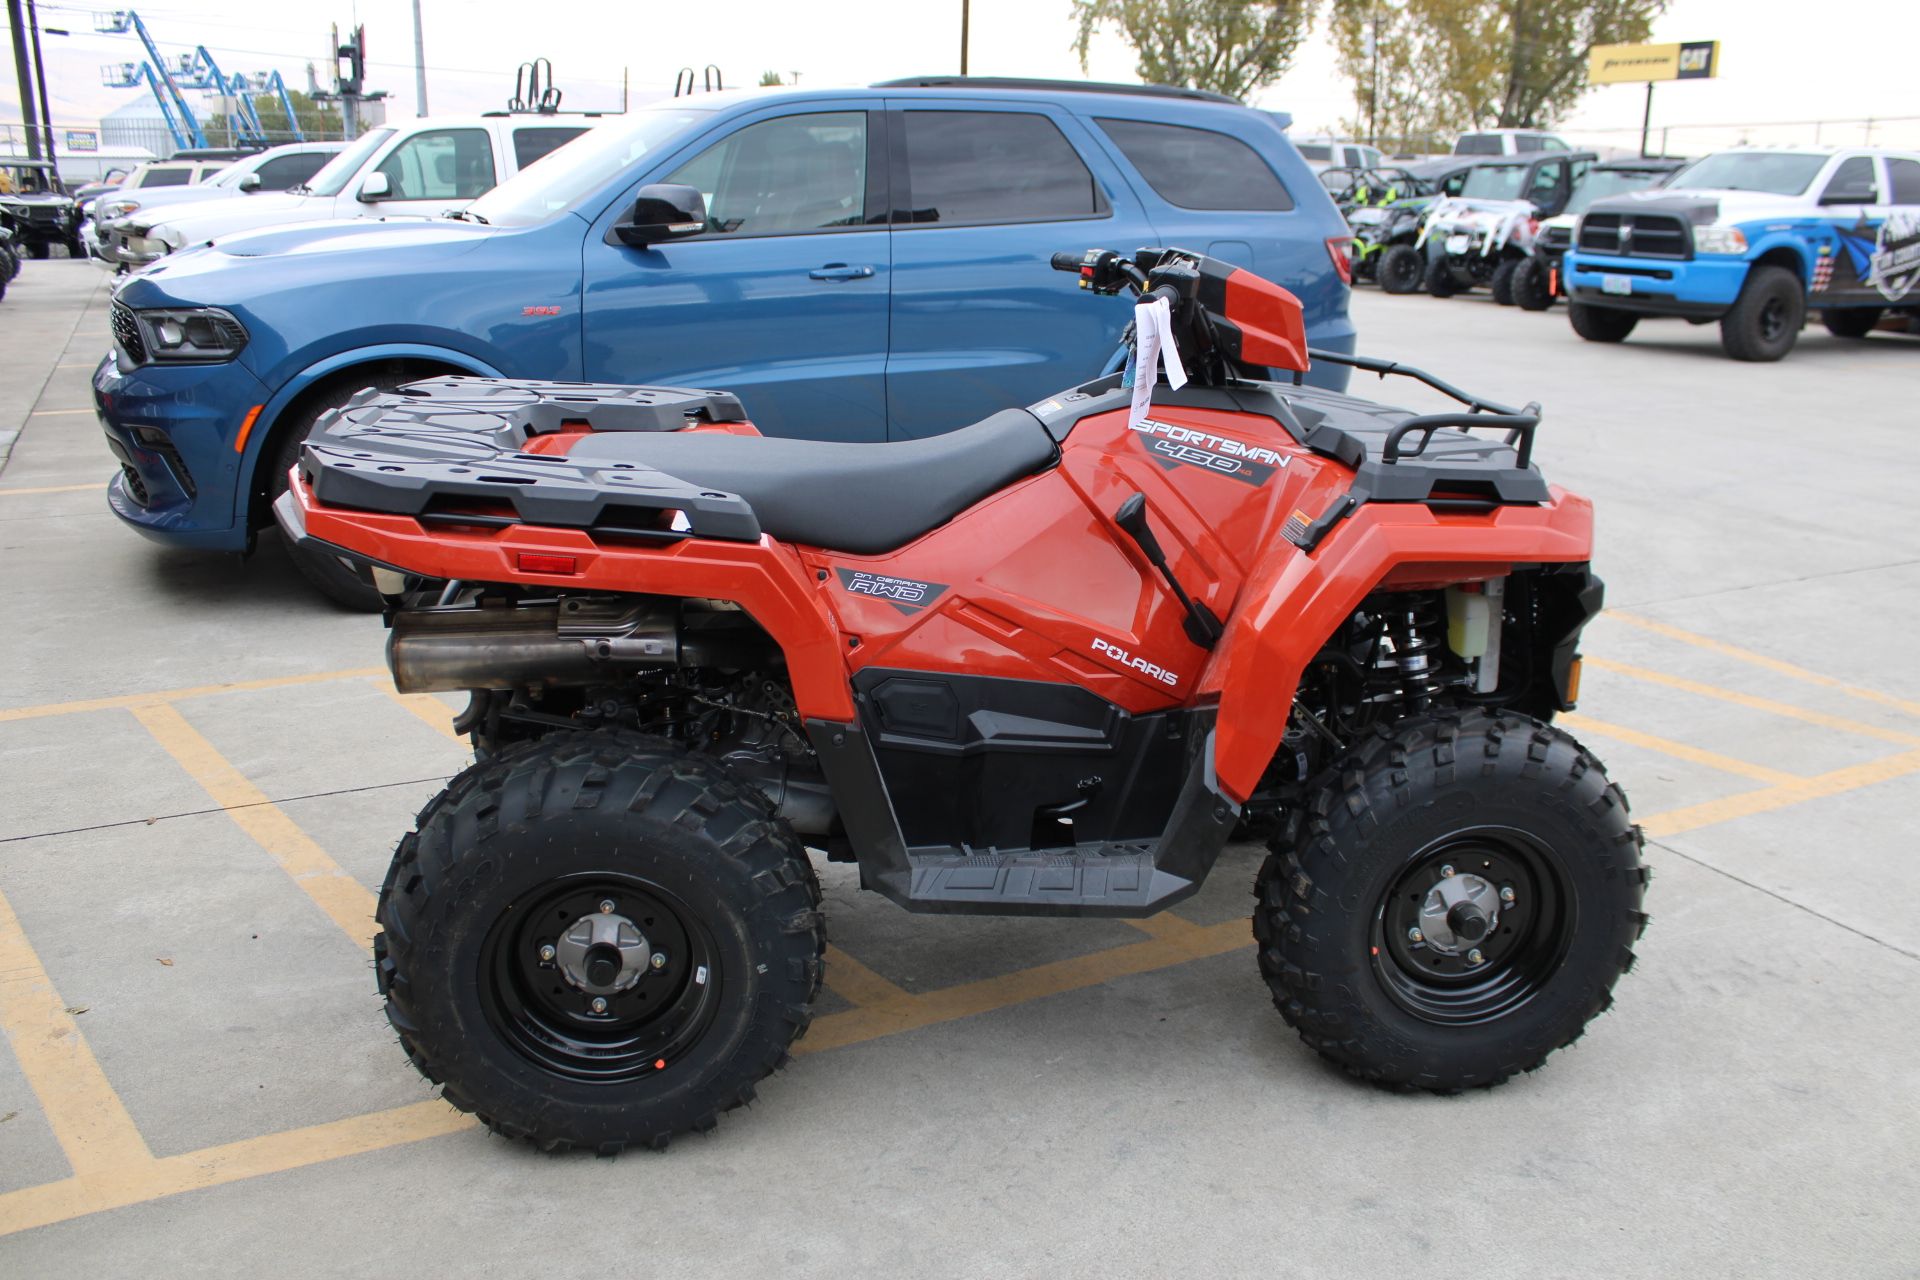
389 599 683 693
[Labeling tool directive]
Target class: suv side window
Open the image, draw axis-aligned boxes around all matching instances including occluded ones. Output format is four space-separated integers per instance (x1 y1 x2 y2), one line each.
376 128 497 200
254 152 328 190
1096 118 1293 211
664 112 868 237
1889 157 1920 204
1821 156 1879 204
512 126 588 171
902 111 1108 225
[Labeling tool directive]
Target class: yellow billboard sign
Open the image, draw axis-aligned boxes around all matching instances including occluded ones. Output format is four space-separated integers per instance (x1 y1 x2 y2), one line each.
1588 40 1719 85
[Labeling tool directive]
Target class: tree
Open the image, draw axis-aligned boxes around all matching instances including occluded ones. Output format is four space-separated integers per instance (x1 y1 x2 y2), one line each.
758 71 785 87
1071 1 1315 101
205 90 347 145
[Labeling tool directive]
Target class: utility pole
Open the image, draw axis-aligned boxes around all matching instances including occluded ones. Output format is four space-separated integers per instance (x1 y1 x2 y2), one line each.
959 0 970 75
6 0 42 160
411 0 428 115
26 0 55 176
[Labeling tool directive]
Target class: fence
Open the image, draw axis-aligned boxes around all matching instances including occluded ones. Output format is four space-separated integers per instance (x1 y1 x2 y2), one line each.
1355 115 1920 161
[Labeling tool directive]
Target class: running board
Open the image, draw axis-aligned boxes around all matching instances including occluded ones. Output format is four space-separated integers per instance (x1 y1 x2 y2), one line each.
905 844 1191 912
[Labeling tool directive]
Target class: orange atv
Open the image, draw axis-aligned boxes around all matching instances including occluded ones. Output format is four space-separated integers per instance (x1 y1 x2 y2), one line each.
279 247 1647 1152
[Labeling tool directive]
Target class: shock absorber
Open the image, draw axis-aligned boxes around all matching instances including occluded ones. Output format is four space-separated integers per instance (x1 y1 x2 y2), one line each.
1392 597 1444 711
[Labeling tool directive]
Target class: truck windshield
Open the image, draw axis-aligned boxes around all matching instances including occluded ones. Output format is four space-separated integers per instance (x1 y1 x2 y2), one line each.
462 107 714 228
1454 135 1503 156
1667 152 1827 195
1460 165 1526 199
1567 168 1667 214
302 129 395 196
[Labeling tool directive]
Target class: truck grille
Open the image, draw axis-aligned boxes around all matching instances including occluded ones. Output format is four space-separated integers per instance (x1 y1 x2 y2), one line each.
1542 225 1572 251
111 301 148 363
1578 212 1691 260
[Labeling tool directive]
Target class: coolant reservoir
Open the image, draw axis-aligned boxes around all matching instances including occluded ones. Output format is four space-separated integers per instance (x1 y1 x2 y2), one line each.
1447 585 1492 659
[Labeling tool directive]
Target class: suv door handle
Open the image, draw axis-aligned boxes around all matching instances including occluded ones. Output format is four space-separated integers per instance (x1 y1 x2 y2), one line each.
809 263 875 281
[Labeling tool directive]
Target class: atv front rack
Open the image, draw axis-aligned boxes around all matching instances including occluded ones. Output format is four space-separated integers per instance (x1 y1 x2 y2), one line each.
296 376 762 544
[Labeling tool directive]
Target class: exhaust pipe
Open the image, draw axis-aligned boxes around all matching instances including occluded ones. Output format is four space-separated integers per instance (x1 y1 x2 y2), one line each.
389 600 682 693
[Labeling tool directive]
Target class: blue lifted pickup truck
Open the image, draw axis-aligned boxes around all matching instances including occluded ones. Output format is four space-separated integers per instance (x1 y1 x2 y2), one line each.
95 77 1355 606
1562 147 1920 361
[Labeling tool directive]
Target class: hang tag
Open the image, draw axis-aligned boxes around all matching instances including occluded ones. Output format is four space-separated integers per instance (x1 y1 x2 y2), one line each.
1127 297 1187 432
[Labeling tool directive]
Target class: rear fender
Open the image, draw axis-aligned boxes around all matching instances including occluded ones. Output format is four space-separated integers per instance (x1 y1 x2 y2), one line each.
1205 493 1595 802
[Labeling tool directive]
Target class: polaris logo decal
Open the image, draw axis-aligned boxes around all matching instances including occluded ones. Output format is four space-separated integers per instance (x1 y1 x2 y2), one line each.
1131 419 1287 486
834 568 949 615
1091 636 1179 687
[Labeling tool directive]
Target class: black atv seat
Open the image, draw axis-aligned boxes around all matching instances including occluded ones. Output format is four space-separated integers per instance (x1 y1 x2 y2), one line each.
565 408 1057 555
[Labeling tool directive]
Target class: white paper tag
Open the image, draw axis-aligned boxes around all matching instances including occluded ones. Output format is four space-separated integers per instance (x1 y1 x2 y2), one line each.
1127 297 1188 432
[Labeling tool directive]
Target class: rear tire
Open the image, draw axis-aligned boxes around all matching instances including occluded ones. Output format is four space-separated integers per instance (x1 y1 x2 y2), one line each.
1568 301 1637 343
1822 307 1881 338
1423 256 1461 297
1511 258 1554 311
1254 711 1646 1091
375 730 825 1152
1490 258 1520 306
1378 245 1425 294
1719 265 1804 361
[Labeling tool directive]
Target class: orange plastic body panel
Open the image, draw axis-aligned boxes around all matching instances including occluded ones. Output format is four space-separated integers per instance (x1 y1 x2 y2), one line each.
1223 268 1310 371
290 393 1593 805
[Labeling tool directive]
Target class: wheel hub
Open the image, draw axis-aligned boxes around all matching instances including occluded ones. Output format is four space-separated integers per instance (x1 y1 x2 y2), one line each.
1417 871 1502 955
555 909 650 996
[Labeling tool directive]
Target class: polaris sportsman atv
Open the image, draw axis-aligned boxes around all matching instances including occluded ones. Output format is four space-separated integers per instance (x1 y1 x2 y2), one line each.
278 245 1646 1153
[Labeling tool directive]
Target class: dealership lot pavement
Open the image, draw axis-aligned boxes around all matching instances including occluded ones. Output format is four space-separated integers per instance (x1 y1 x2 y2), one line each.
1 260 1916 1277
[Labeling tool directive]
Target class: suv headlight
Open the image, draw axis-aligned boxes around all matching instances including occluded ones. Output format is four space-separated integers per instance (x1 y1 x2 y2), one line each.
98 198 141 220
1692 225 1747 255
131 307 249 362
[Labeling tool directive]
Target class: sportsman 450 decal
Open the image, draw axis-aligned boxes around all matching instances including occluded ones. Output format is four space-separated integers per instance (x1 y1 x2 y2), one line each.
1091 636 1179 687
835 568 949 614
1131 419 1288 486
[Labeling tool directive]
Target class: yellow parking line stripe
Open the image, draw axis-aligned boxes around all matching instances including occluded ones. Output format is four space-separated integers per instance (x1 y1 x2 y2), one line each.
131 703 379 949
823 945 914 1008
0 482 106 497
1559 712 1801 785
0 1100 473 1238
0 887 153 1179
1585 657 1920 747
26 408 96 416
1609 611 1920 720
0 668 386 722
799 917 1251 1056
372 679 464 741
1640 747 1920 839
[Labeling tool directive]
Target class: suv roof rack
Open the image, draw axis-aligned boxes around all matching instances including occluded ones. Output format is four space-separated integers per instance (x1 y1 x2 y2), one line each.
872 76 1239 105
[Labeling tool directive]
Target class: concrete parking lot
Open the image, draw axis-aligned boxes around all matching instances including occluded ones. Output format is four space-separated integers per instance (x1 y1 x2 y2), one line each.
1 259 1916 1277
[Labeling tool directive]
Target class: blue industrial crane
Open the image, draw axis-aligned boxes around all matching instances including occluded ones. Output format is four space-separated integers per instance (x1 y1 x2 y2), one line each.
93 10 207 149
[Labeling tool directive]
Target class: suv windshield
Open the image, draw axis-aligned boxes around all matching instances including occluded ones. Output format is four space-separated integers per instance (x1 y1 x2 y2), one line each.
1668 152 1828 195
1567 167 1667 214
302 128 395 196
462 107 712 227
1460 165 1526 199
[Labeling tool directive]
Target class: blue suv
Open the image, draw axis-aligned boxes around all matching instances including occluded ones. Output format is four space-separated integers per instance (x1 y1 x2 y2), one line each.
96 78 1356 605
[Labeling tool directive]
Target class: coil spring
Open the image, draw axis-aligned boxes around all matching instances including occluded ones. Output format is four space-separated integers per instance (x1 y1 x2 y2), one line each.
1391 597 1444 711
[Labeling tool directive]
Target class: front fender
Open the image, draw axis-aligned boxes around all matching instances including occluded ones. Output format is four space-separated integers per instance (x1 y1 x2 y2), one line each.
233 343 506 529
1205 492 1595 802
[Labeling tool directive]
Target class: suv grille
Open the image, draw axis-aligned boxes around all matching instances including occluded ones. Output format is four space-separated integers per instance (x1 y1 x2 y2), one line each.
111 301 148 363
1578 212 1691 260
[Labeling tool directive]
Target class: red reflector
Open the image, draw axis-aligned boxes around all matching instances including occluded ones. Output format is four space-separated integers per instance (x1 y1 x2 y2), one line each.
1326 236 1353 286
516 552 577 575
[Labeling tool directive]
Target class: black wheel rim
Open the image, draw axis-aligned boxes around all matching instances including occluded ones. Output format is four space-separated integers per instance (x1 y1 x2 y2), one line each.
1371 826 1573 1026
1759 295 1789 341
480 873 723 1084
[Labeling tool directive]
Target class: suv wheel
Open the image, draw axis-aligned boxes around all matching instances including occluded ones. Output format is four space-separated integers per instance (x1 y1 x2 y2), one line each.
1378 245 1425 294
1720 265 1805 361
1568 301 1637 343
1821 307 1882 339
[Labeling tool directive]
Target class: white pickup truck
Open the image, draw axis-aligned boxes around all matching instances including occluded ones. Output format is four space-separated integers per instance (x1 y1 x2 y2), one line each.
117 114 600 267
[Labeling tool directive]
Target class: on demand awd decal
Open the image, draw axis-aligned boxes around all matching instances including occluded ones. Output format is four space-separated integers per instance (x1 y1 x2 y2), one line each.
1131 419 1288 486
834 568 949 614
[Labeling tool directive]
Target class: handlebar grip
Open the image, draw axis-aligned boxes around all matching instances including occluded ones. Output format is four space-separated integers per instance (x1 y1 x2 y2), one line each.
1050 251 1086 272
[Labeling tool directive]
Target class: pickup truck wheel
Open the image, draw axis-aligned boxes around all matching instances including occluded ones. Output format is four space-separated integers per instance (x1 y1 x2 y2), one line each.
374 730 824 1152
1822 307 1881 339
1568 301 1637 343
1511 258 1554 311
1489 258 1520 305
1254 711 1647 1092
1720 265 1805 361
1378 245 1425 294
269 373 414 611
1422 257 1461 297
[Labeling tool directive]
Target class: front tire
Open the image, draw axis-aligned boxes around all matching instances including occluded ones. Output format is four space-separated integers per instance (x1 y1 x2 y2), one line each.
375 730 825 1152
1489 258 1520 305
1720 265 1805 361
1822 307 1881 338
1568 301 1637 343
1423 256 1461 297
1254 711 1647 1092
1378 244 1425 294
1511 258 1554 310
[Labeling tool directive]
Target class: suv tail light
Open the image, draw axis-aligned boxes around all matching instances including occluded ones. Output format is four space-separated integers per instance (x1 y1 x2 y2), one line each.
1325 235 1353 285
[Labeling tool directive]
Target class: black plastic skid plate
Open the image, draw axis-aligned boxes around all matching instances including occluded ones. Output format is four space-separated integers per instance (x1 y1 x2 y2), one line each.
299 376 761 542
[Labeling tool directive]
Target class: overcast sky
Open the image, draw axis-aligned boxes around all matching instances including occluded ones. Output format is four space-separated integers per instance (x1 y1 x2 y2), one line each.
4 0 1917 154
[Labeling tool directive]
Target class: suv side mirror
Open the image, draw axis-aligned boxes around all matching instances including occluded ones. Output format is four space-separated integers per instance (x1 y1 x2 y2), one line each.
612 184 707 247
239 173 262 193
357 172 392 202
1818 184 1876 206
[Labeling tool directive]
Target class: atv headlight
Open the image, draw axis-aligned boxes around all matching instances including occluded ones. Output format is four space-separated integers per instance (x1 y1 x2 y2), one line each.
131 307 249 363
1692 225 1747 255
